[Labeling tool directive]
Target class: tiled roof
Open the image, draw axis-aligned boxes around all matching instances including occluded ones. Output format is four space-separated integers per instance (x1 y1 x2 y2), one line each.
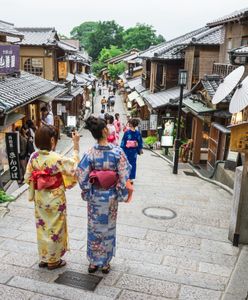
13 27 58 46
140 27 223 60
207 7 248 27
61 39 80 50
141 87 189 109
58 41 77 52
105 49 139 64
0 20 24 38
0 71 57 113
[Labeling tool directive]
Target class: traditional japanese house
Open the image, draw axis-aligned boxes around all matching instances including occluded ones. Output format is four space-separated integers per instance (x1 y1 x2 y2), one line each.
181 75 231 168
137 25 223 133
0 21 64 185
207 7 248 77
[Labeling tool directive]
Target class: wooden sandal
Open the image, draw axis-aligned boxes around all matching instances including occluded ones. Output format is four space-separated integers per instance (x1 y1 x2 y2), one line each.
47 259 66 270
38 261 48 268
102 264 110 274
88 264 99 273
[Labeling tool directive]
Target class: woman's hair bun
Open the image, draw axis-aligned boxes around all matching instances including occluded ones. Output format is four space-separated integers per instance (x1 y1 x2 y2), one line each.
85 116 98 131
85 116 106 140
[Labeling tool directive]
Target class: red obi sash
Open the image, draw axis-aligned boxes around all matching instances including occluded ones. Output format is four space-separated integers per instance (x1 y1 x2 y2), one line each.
31 170 63 190
89 170 118 189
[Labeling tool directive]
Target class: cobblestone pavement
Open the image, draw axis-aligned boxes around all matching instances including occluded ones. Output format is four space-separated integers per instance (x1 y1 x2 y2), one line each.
0 90 244 300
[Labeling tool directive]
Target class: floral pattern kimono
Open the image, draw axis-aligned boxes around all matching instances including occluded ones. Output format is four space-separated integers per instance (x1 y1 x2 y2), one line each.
24 150 79 264
76 144 131 267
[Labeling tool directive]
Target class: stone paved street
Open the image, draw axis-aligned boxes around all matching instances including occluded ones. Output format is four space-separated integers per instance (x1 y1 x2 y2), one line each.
0 91 245 300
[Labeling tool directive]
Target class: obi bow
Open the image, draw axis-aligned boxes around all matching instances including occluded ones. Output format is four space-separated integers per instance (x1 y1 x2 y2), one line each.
31 170 63 190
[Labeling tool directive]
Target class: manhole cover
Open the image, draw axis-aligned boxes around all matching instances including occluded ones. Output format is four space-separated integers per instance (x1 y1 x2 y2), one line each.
55 271 102 291
143 207 177 220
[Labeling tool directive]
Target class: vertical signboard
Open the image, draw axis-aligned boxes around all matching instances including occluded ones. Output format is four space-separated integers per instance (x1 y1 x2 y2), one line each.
0 45 20 74
58 61 67 79
149 114 158 130
5 132 21 180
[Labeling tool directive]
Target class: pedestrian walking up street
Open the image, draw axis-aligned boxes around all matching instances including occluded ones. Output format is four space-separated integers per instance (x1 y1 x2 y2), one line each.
24 125 80 270
121 118 143 183
76 116 131 274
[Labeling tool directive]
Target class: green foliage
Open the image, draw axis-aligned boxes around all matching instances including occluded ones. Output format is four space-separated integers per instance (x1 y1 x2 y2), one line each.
70 21 165 62
122 24 165 51
70 21 98 49
108 62 125 80
98 46 123 63
144 136 158 145
0 190 15 203
92 61 106 76
87 21 124 60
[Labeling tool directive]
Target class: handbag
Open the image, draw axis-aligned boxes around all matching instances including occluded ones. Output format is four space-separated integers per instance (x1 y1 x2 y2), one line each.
126 140 137 148
89 170 118 189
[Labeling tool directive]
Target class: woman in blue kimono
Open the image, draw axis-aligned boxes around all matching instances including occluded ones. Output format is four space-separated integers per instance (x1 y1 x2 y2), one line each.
121 118 143 183
76 116 131 274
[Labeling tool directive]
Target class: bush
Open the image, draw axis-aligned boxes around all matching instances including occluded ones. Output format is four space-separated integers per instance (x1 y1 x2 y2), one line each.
144 136 157 145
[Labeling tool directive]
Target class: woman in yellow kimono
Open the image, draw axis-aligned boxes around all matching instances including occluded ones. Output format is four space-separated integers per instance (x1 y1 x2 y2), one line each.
24 125 80 270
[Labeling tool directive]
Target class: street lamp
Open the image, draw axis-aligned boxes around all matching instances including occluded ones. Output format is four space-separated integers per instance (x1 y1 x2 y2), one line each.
173 69 188 174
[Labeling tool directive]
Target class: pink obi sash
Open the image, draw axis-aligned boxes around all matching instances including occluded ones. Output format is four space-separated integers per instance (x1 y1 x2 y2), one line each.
31 170 63 190
126 140 137 148
89 170 118 189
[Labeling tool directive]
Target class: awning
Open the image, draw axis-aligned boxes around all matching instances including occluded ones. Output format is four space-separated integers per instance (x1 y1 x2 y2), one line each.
183 97 216 114
0 113 25 130
128 91 139 101
136 96 145 107
39 86 66 103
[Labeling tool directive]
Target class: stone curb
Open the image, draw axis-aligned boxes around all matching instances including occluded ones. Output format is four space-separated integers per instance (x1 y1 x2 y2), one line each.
149 148 233 195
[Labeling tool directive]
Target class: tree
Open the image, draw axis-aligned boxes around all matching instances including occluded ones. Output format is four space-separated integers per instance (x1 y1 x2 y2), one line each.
70 21 98 49
98 46 123 63
122 24 165 51
92 61 106 76
88 21 124 60
108 62 125 80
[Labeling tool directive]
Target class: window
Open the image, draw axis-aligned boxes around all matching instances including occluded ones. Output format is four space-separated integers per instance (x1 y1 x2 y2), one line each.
24 58 43 76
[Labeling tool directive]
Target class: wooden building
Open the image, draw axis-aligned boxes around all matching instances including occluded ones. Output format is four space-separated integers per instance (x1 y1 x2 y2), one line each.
207 7 248 77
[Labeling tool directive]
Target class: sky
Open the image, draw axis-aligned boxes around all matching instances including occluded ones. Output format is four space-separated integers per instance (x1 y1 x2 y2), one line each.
1 0 248 40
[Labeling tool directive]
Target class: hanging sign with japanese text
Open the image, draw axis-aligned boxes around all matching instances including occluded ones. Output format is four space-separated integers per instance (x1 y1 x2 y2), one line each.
5 132 21 180
149 114 158 130
58 61 67 79
0 45 20 74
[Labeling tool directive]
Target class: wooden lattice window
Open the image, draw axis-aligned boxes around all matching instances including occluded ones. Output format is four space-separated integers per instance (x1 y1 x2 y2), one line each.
24 58 43 76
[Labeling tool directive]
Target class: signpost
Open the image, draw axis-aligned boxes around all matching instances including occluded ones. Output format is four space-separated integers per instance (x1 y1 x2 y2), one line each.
5 132 21 181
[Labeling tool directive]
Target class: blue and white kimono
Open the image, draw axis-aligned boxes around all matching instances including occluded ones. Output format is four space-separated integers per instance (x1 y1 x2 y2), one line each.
121 129 143 179
76 144 131 267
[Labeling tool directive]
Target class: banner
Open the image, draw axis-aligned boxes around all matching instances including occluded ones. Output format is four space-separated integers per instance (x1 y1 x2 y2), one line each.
0 45 20 74
5 132 21 180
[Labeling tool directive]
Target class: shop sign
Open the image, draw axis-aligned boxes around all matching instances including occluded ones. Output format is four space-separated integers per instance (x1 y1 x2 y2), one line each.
58 61 67 79
57 103 62 116
5 132 21 180
140 120 149 131
0 45 20 74
67 116 76 127
150 114 158 130
161 117 175 147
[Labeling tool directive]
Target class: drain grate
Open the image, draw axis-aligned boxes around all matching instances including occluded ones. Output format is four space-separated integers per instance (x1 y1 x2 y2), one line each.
55 271 102 291
143 207 177 220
